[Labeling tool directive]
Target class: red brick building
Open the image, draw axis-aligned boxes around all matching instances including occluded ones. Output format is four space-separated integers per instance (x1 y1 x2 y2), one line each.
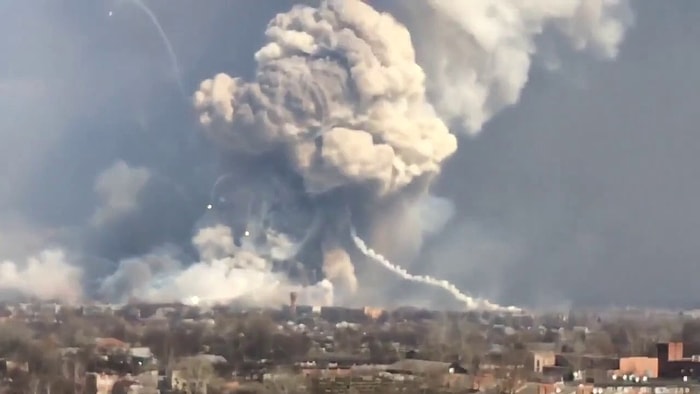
657 342 700 379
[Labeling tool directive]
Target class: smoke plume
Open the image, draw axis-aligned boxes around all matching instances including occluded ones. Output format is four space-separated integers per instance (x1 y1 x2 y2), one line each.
321 236 357 297
192 225 237 262
0 0 633 309
96 0 631 309
0 250 82 303
191 0 464 304
185 0 629 309
193 2 457 197
100 225 334 307
91 160 152 227
391 0 632 134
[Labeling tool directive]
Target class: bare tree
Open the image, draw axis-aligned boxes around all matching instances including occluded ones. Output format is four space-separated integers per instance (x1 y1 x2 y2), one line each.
585 331 617 356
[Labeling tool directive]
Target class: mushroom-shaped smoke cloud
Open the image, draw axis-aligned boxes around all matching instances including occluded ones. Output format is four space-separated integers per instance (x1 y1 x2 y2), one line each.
193 0 457 197
0 0 633 310
192 0 461 304
190 0 631 310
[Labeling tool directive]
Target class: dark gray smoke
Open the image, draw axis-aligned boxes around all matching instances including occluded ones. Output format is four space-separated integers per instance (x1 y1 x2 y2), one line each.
0 0 651 309
182 0 630 308
190 0 459 304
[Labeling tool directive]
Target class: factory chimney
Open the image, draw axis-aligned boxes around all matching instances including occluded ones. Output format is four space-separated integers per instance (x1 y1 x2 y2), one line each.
289 292 298 317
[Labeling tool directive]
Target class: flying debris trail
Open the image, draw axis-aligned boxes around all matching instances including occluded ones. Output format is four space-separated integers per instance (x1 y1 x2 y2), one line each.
208 173 236 207
121 0 186 98
349 225 519 311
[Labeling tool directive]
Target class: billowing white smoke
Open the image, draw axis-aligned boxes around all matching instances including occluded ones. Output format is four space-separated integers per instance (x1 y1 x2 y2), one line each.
0 160 153 304
416 195 455 238
193 0 459 302
91 160 152 226
0 214 57 262
193 0 457 197
394 0 632 134
188 0 631 310
99 246 183 302
321 237 357 296
0 250 82 303
0 1 632 309
297 279 334 307
192 225 237 262
102 225 334 307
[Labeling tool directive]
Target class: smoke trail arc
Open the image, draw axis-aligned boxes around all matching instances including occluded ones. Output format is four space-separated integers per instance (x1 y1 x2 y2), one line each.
207 171 324 263
118 0 186 99
349 224 519 311
208 173 237 208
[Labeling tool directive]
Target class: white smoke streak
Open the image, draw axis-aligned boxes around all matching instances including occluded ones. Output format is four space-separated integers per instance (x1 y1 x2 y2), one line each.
350 225 519 311
0 250 83 303
120 0 185 97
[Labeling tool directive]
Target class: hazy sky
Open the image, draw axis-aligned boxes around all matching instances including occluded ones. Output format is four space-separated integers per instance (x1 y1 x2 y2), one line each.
1 1 699 308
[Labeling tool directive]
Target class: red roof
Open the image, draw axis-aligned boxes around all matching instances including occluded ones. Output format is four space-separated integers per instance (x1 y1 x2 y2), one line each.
95 337 129 350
